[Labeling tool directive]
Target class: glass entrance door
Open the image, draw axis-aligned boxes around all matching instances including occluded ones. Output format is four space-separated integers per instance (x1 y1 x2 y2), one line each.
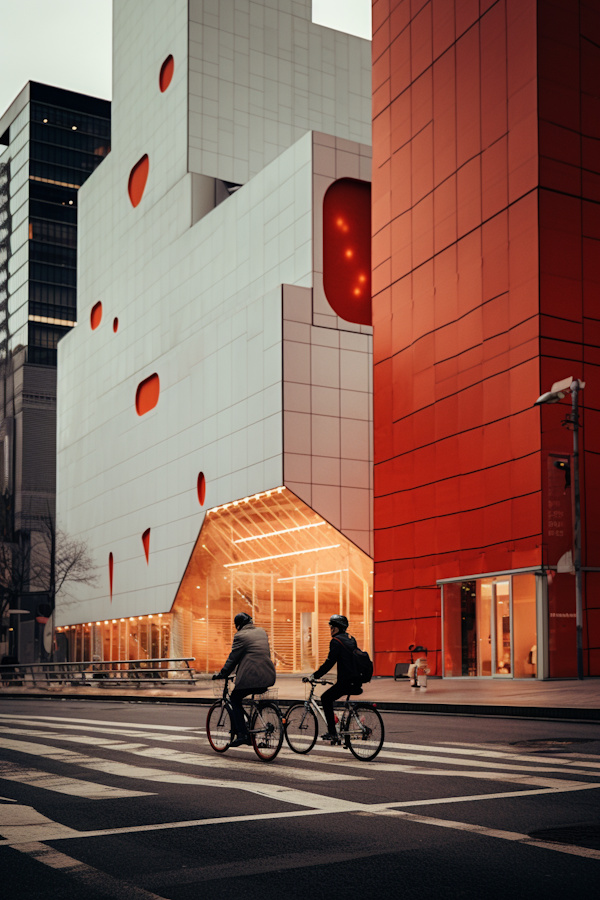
491 581 511 676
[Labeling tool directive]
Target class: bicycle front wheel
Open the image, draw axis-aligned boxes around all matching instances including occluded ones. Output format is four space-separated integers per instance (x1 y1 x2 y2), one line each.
344 703 384 761
206 700 232 753
285 703 318 754
250 701 283 761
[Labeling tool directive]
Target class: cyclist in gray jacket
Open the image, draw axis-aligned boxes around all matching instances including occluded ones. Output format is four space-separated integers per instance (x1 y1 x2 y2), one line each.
213 613 276 747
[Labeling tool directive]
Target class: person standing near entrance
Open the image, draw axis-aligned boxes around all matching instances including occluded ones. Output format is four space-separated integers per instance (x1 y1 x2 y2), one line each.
312 614 364 743
213 612 276 747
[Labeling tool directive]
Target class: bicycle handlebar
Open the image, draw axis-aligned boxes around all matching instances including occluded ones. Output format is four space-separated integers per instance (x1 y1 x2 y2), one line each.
302 677 333 685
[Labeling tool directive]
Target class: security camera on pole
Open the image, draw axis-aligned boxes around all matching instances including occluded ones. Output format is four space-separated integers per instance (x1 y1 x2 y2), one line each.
534 377 585 680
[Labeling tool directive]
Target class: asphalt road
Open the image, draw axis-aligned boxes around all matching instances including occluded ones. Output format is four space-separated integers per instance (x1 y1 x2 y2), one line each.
1 697 599 900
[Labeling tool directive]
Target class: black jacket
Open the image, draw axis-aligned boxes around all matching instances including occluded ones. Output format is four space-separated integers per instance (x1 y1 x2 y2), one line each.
313 632 359 684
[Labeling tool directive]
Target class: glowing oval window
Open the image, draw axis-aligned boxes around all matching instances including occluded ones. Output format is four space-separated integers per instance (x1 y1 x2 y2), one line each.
323 178 372 326
90 301 102 330
159 55 174 92
128 154 149 208
142 528 150 563
136 373 160 416
108 552 114 600
197 472 206 506
113 317 119 333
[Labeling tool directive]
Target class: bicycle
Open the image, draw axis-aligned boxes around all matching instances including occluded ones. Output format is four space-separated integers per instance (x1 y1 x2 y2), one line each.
206 675 284 762
285 678 385 761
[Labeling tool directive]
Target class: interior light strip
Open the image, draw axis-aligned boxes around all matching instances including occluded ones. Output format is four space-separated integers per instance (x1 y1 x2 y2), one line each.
224 544 341 568
29 314 77 327
233 522 325 544
30 175 81 189
277 569 346 583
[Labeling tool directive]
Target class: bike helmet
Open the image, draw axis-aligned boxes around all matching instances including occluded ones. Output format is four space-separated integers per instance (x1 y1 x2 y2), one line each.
329 614 349 632
234 612 253 631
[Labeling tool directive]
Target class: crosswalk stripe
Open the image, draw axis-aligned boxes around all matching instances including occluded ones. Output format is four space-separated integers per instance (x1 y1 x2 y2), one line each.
0 729 367 783
0 737 364 811
0 762 152 799
0 803 80 842
389 740 600 770
12 841 166 900
0 714 200 732
0 717 199 743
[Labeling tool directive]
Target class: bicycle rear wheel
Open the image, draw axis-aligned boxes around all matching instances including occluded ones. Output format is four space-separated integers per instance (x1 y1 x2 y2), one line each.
284 703 318 754
206 700 232 752
250 701 283 761
344 703 384 761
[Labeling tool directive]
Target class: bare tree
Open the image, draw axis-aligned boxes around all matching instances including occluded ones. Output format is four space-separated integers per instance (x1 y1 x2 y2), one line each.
36 514 98 606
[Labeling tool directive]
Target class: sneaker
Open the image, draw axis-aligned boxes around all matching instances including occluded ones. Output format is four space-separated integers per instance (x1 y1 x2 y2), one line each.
320 732 341 744
229 734 251 748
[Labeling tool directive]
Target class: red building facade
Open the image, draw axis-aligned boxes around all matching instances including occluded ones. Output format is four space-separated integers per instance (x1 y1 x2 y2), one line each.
372 0 600 678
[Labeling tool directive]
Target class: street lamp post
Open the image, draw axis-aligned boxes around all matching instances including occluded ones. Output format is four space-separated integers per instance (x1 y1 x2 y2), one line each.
534 376 585 680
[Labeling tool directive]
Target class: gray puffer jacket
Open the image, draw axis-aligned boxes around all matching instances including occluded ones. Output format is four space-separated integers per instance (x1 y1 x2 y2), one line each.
218 623 276 691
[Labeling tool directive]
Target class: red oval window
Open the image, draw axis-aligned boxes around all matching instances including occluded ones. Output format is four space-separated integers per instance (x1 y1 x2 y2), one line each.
108 552 114 600
142 528 151 564
136 373 160 416
323 178 372 326
128 154 149 208
90 302 102 330
159 55 174 92
113 317 119 333
197 472 206 506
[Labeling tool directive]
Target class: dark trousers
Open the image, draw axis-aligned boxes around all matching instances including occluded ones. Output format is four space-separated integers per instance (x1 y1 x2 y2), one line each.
230 687 269 737
321 681 362 735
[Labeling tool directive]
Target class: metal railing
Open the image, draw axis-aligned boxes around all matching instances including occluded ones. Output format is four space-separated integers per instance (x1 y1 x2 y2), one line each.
0 657 198 689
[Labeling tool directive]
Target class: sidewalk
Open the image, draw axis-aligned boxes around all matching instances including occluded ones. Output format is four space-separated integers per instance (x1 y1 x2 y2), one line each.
2 675 599 720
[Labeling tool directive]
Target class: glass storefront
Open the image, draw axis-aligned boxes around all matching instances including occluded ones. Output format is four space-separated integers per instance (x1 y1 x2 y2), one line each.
56 614 172 672
442 573 537 678
171 486 373 673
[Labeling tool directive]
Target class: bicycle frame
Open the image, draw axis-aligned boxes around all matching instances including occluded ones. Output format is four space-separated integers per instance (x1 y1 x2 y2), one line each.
299 680 365 738
214 675 274 737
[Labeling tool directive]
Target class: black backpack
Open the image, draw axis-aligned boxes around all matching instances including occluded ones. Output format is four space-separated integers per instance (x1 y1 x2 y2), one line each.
335 637 374 683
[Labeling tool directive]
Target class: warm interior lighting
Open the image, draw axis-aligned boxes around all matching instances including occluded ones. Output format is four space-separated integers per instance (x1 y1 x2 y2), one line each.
171 486 372 673
30 175 81 189
72 125 77 130
29 314 76 327
224 544 341 568
278 569 346 583
233 521 325 544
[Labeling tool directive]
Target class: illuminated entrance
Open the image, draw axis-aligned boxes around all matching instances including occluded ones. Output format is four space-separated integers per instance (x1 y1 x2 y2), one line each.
171 487 373 673
442 574 538 678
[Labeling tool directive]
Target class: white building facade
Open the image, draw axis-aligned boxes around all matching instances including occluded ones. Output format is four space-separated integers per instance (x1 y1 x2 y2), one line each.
55 0 373 673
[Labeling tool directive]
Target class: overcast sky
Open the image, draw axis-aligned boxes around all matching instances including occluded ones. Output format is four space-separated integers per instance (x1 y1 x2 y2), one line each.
0 1 371 116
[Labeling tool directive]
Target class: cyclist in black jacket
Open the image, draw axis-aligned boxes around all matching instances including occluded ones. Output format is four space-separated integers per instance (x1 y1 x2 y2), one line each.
312 614 362 743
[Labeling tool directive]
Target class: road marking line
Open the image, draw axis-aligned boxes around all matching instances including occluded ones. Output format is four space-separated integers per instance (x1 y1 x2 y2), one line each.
0 729 367 783
2 784 599 847
0 762 153 799
378 809 600 860
12 842 165 900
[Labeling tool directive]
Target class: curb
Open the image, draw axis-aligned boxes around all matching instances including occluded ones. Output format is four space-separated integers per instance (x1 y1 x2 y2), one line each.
1 691 599 722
